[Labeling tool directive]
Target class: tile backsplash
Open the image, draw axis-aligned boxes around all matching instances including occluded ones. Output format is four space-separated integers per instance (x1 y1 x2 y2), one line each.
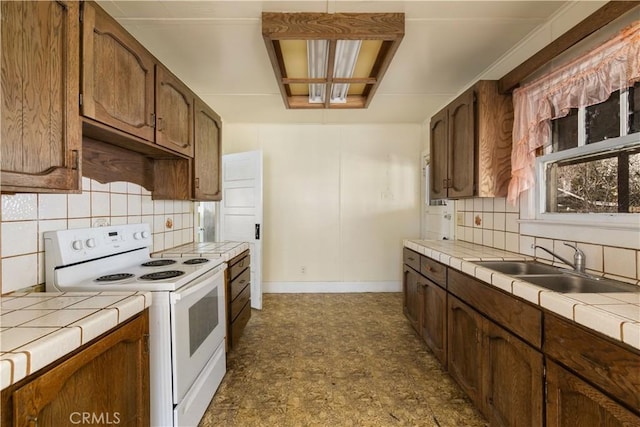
1 178 195 294
455 197 640 285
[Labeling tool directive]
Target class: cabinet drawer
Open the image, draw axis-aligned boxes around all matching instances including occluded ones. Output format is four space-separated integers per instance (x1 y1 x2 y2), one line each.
448 269 541 348
229 251 250 280
544 313 640 413
403 248 420 272
231 284 251 321
231 302 251 346
230 268 250 301
420 257 446 288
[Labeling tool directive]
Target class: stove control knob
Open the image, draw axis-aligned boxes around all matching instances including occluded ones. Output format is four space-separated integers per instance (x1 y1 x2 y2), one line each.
72 240 83 250
135 231 150 240
85 238 97 248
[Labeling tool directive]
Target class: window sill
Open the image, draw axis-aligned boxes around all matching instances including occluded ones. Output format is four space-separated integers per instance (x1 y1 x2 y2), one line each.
519 217 640 249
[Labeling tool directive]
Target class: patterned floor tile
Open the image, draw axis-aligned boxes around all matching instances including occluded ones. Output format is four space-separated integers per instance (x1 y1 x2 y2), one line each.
199 293 487 427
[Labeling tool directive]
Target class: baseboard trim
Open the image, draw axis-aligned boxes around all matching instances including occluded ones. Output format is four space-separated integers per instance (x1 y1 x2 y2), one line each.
263 281 401 293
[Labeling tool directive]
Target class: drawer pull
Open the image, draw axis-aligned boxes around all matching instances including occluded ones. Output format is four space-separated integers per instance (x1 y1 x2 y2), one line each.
239 279 246 284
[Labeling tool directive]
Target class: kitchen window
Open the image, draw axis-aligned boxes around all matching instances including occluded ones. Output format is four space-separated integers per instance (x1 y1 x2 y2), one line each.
540 84 640 215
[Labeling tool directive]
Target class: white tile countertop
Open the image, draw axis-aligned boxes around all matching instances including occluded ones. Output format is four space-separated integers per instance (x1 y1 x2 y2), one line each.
404 239 640 350
154 241 249 261
0 291 151 390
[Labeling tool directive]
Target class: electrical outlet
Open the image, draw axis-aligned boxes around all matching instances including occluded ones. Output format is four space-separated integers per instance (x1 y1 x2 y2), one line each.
301 266 306 274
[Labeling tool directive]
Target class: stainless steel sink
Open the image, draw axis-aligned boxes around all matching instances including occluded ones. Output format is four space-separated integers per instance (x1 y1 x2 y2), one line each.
474 260 564 275
520 274 640 293
474 260 640 293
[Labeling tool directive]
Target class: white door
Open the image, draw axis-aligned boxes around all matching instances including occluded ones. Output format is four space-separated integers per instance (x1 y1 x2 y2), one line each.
219 151 263 309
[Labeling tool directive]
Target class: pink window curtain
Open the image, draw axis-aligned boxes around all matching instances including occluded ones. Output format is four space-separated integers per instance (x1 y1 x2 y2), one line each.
507 21 640 205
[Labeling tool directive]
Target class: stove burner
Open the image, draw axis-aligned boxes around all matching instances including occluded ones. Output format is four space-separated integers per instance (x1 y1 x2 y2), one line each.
95 273 135 282
139 270 185 281
183 258 210 265
141 259 177 267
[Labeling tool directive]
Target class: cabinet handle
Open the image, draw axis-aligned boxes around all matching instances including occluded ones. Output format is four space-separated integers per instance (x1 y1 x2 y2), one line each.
157 117 164 132
71 150 79 170
195 178 200 189
443 179 448 189
407 256 415 261
27 416 38 426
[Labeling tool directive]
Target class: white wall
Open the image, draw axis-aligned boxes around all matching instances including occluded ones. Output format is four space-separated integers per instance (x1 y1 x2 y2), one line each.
223 123 422 292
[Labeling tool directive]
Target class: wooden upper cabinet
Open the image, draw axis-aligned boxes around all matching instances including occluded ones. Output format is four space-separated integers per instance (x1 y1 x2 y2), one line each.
193 98 222 200
429 80 513 200
155 65 194 157
447 88 475 198
429 108 448 200
1 1 81 193
81 2 155 142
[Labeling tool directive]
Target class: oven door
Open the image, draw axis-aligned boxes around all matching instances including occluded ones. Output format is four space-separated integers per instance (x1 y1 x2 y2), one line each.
170 263 226 403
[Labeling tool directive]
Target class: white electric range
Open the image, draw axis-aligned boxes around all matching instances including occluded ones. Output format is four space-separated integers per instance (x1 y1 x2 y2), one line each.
44 223 226 427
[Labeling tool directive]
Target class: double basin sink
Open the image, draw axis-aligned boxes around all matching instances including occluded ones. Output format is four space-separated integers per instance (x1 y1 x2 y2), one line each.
473 261 639 294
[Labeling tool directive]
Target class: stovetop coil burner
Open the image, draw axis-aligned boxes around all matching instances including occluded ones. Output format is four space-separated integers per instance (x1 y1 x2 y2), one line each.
142 259 177 267
183 258 210 265
139 270 185 281
96 273 135 282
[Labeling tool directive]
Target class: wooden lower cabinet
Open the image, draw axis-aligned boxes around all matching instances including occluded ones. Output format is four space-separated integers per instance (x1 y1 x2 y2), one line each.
421 279 447 367
546 360 640 427
403 251 638 427
226 250 251 350
402 265 421 333
483 321 543 427
2 311 149 427
447 295 484 410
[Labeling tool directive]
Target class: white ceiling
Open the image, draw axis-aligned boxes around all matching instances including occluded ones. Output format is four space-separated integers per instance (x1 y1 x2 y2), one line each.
96 1 572 124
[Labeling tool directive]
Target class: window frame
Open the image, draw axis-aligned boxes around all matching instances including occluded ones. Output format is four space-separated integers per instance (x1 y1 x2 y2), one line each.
534 133 640 226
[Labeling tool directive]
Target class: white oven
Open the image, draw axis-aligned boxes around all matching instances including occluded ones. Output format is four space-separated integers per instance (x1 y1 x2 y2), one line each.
44 224 228 427
170 265 226 426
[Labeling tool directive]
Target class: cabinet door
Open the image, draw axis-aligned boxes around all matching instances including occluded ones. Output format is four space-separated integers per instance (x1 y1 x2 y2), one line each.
448 295 483 410
194 98 222 200
81 2 155 142
429 108 448 200
12 313 149 427
1 1 81 193
546 360 640 427
156 65 194 157
483 321 543 427
421 280 447 368
403 266 421 333
447 87 475 198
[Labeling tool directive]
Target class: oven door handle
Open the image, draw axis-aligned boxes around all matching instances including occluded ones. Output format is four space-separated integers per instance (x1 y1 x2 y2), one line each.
170 265 225 303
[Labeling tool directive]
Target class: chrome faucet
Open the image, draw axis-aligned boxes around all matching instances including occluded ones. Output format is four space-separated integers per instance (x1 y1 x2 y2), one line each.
534 243 586 273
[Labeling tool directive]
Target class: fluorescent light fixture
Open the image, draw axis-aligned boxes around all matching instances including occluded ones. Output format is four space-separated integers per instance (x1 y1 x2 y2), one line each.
331 40 362 103
307 40 329 104
262 12 404 109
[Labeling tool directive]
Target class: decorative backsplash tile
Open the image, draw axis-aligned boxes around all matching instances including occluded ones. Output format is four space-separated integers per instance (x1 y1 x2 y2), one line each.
455 197 640 283
0 178 195 294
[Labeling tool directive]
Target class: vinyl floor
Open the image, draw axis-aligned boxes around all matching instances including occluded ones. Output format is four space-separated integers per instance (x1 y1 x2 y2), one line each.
199 293 488 427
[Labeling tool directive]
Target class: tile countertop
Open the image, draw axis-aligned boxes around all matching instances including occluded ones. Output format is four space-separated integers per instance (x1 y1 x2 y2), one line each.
0 291 151 390
154 241 249 261
404 239 640 350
